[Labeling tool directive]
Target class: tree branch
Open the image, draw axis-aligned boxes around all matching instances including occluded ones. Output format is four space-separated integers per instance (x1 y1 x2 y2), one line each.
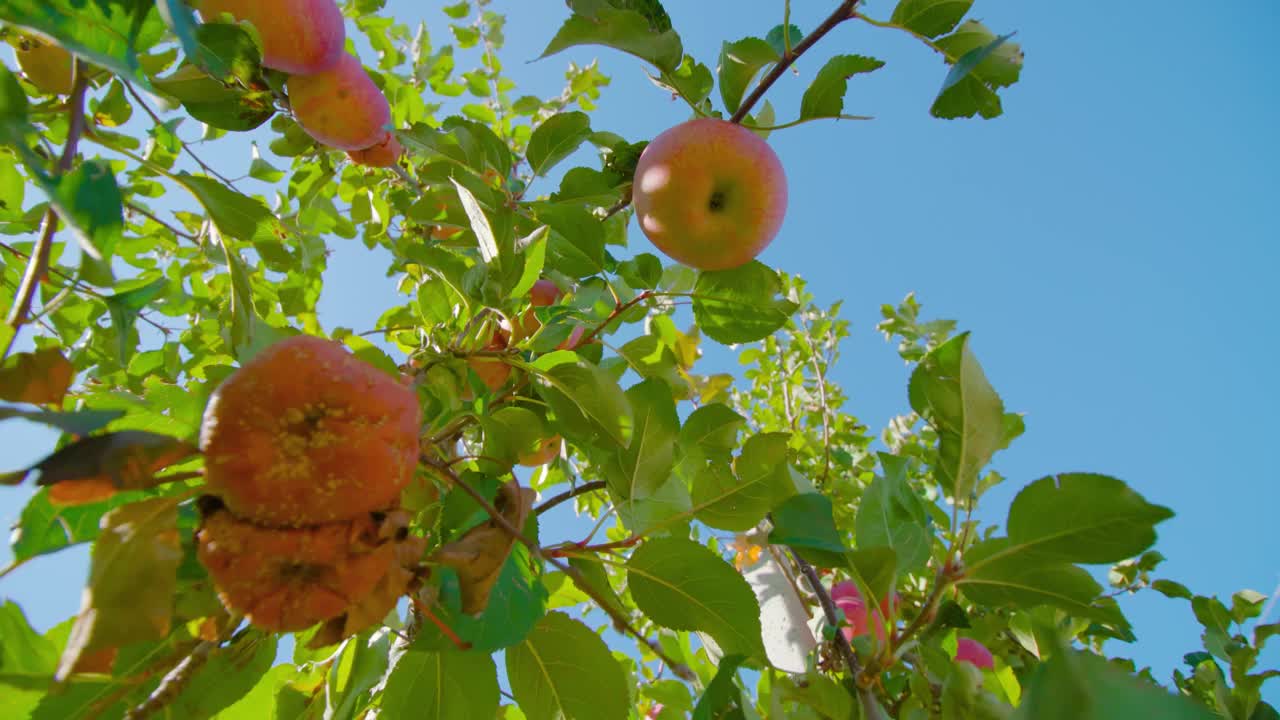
3 59 90 360
535 480 606 516
729 0 860 124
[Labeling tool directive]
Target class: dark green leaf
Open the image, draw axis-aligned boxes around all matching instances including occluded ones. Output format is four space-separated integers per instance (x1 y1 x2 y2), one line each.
540 0 684 73
527 112 592 176
47 159 124 284
891 0 974 37
679 403 745 459
0 407 123 436
764 24 804 56
381 648 499 720
909 332 1005 499
799 54 884 121
1013 647 1217 720
177 173 280 244
104 278 167 364
931 22 1023 120
717 38 778 115
506 612 629 720
692 261 798 344
616 253 664 290
691 654 747 720
536 204 606 279
856 452 933 571
959 538 1122 625
768 492 848 569
1006 474 1174 564
627 537 764 658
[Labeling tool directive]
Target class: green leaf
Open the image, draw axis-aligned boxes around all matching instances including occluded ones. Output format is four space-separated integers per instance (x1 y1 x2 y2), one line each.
958 538 1122 625
0 601 58 674
627 537 765 659
655 55 713 106
55 496 182 679
768 492 848 569
1013 647 1217 720
679 403 745 459
536 360 632 448
856 452 933 571
422 535 549 652
536 204 606 279
450 178 499 263
540 0 684 73
605 377 678 500
0 0 165 88
381 649 499 720
717 37 778 115
909 332 1005 499
1005 474 1174 564
527 112 592 176
891 0 974 37
931 22 1024 120
0 407 124 436
1152 579 1193 600
764 23 804 56
216 230 255 357
10 487 168 562
616 253 664 290
692 261 798 344
692 431 794 531
45 159 124 284
176 173 280 244
506 612 629 720
691 654 747 720
168 632 278 719
798 54 884 121
104 278 167 364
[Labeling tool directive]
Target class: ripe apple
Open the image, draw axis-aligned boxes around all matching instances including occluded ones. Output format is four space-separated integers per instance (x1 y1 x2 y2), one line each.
287 52 390 151
348 131 403 168
632 117 787 271
198 0 345 75
13 37 75 95
955 637 995 670
466 327 512 394
830 580 894 642
514 278 563 341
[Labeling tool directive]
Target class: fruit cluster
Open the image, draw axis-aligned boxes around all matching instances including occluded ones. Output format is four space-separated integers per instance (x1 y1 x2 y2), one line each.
197 0 403 167
196 335 424 639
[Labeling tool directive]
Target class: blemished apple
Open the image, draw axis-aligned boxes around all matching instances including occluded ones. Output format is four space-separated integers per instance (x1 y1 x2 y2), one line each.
13 37 76 95
287 53 390 151
199 0 345 75
955 638 995 670
348 131 403 168
632 117 787 271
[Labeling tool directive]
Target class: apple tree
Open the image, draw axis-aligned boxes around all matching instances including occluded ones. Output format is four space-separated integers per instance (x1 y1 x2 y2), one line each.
0 0 1275 718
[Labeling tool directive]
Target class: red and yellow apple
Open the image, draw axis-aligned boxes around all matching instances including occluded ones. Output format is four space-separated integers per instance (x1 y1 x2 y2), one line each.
631 117 787 271
13 36 76 95
513 278 563 341
287 53 390 151
466 323 512 395
348 131 403 168
199 0 345 75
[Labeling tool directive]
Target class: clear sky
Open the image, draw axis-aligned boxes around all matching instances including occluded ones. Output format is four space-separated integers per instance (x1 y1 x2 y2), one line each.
1 0 1276 704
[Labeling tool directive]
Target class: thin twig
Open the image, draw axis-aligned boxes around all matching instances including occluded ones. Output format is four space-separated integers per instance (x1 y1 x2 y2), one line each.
578 291 652 346
122 82 240 189
125 202 200 242
534 480 606 516
729 0 861 124
3 60 90 360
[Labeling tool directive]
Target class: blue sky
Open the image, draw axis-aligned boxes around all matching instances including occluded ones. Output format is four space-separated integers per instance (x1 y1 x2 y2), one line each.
2 0 1276 705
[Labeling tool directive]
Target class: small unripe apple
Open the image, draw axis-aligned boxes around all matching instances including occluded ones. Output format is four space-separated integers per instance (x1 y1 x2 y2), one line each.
348 131 403 168
632 117 787 271
517 435 562 467
13 37 75 95
287 53 390 151
198 0 345 75
955 637 994 670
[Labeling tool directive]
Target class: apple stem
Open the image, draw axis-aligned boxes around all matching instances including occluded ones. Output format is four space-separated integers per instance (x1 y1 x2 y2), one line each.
729 0 861 125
